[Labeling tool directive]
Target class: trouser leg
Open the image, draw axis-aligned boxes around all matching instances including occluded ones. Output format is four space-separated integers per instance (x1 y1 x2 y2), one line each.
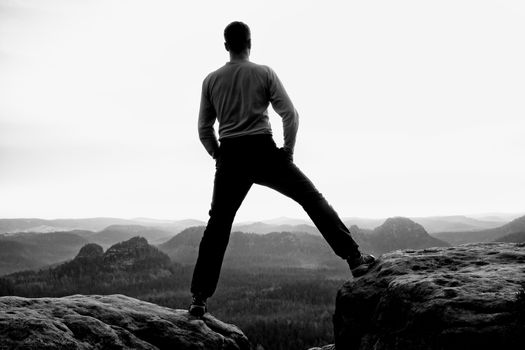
256 154 360 260
190 165 252 298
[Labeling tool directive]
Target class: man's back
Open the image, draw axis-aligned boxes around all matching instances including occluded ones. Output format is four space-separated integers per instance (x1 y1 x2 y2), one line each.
203 61 273 140
198 60 299 158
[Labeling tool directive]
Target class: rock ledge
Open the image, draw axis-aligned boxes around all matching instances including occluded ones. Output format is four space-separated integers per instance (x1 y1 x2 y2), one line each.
0 294 249 349
334 242 525 349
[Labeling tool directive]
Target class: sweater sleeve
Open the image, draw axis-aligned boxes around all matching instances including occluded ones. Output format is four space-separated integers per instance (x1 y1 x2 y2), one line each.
267 67 299 153
197 77 220 158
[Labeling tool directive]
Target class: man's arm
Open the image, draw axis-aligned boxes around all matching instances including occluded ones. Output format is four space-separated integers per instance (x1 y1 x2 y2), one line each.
198 78 220 159
267 67 299 154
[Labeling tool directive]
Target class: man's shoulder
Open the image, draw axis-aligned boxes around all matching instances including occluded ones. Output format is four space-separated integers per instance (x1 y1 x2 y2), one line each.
202 67 221 84
248 63 279 82
247 61 274 74
201 64 225 87
204 61 273 80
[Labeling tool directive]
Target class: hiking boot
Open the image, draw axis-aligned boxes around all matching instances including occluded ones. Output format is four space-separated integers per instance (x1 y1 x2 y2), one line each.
188 294 207 317
347 253 377 277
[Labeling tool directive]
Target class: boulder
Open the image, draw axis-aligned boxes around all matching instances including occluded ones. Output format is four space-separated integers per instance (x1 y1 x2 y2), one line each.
0 294 250 349
334 242 525 349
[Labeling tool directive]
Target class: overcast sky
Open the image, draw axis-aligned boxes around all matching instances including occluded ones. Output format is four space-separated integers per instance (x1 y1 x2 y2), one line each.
1 0 524 221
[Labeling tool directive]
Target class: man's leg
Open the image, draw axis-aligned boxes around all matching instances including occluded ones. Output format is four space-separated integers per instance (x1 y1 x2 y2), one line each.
190 165 252 299
255 151 360 260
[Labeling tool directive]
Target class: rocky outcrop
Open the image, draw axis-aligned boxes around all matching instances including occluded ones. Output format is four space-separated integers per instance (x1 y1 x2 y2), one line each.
102 236 171 269
348 217 450 257
368 217 450 253
0 237 177 297
334 243 525 349
75 243 104 259
0 294 250 349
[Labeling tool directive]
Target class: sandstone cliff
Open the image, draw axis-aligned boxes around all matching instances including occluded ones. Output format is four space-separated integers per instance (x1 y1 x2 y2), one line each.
333 242 525 349
0 294 249 349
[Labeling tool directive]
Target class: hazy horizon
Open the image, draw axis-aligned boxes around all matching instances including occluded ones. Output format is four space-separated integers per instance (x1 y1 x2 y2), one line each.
2 1 524 221
0 211 523 224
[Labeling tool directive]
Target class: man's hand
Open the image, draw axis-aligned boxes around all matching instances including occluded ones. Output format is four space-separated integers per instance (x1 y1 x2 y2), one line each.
278 147 294 162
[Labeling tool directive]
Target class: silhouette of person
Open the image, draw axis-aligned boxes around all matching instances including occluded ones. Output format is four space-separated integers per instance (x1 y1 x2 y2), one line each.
189 21 375 317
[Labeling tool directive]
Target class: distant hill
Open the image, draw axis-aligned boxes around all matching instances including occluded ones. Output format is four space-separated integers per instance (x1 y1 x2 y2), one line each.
494 231 525 243
0 240 42 276
157 226 203 264
409 216 504 233
0 236 176 296
0 218 138 235
345 226 376 255
0 219 60 234
133 218 205 228
88 225 173 247
2 214 519 236
1 215 518 277
158 227 343 269
232 222 321 235
260 217 310 225
344 218 386 230
432 215 525 245
0 225 176 275
0 217 205 236
344 215 507 233
234 216 494 236
364 217 450 254
0 231 90 276
158 218 449 269
232 215 509 235
468 212 524 222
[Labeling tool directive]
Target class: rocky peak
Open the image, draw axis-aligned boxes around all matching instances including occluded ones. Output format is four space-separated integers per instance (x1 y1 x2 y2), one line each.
107 235 149 250
369 217 449 253
103 236 168 268
2 236 175 296
374 217 428 239
75 243 104 259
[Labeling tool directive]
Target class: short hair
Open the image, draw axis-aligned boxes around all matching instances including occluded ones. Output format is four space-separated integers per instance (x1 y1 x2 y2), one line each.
224 21 251 53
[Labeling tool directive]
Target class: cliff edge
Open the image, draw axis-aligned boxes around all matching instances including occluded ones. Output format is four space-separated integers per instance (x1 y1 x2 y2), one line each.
0 294 249 349
333 242 525 349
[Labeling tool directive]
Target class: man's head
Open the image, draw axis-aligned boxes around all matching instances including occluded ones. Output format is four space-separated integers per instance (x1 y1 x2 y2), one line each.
224 21 251 54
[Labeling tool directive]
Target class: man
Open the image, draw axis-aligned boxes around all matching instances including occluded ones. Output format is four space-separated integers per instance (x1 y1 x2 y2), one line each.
189 21 376 317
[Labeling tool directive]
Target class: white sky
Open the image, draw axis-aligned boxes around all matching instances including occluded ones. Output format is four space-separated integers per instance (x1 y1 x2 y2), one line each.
1 0 524 221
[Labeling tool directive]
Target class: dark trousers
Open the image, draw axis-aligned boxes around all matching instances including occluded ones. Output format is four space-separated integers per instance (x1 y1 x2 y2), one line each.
191 134 360 298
